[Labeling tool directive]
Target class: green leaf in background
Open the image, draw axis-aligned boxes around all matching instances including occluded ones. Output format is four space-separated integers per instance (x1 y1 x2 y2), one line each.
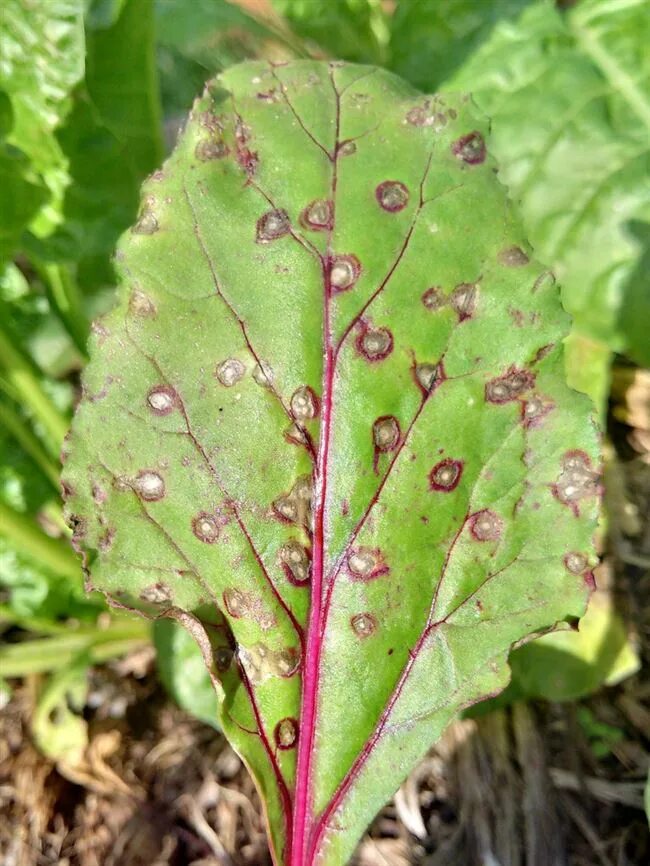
43 0 164 290
154 617 220 728
272 0 389 64
63 59 599 866
155 0 294 117
0 0 85 242
445 0 650 403
507 591 640 702
31 651 89 763
389 0 532 91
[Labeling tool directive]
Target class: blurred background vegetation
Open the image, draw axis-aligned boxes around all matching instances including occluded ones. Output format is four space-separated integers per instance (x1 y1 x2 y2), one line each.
1 1 648 863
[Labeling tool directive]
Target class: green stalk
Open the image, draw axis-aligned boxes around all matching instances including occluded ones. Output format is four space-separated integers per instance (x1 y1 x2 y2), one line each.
39 263 89 358
0 398 61 490
0 619 150 676
0 500 80 582
0 325 69 452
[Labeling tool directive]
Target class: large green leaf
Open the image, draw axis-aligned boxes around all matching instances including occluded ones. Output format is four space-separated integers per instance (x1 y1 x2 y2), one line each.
63 60 599 866
43 0 163 288
445 0 650 374
389 0 533 91
0 0 85 255
272 0 389 64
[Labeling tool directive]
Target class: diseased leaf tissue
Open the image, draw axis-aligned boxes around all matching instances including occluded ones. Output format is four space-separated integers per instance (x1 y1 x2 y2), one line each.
63 61 599 866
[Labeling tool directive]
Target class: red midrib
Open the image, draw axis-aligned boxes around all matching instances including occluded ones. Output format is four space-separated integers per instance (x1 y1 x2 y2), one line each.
291 68 341 866
291 341 335 866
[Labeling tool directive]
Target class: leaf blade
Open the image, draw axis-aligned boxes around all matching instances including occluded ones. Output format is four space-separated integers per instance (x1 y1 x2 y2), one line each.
63 60 599 866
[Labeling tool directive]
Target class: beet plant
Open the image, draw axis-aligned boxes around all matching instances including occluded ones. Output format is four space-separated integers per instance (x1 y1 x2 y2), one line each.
62 60 599 866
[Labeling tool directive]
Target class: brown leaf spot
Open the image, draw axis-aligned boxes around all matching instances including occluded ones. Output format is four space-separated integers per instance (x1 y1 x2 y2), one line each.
521 395 554 428
356 324 393 362
195 139 229 161
452 131 486 165
421 286 445 311
429 458 463 492
215 358 246 387
415 361 446 395
347 547 389 581
129 289 157 318
275 717 299 750
140 582 172 604
469 509 504 542
450 282 478 321
373 415 400 452
375 180 409 213
279 540 311 585
329 254 361 292
132 209 158 235
564 552 588 574
291 385 320 420
485 367 535 403
551 451 600 515
134 470 165 501
351 612 378 638
300 199 333 231
147 385 178 415
252 360 274 389
192 512 221 543
499 246 530 267
256 209 290 243
223 587 247 619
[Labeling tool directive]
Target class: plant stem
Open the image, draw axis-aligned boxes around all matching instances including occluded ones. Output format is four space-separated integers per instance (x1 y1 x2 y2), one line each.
0 398 61 490
39 263 89 358
0 619 150 676
0 325 69 452
0 500 80 582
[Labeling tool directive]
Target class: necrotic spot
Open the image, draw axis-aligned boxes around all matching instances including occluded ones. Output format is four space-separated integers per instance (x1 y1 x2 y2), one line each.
552 451 599 513
129 289 157 318
300 199 333 231
351 612 378 638
329 255 361 292
375 180 409 213
356 325 393 362
132 209 158 235
338 140 357 156
223 587 247 618
291 385 319 420
134 470 165 501
192 512 221 543
256 209 290 243
499 246 530 267
452 131 486 165
347 547 388 581
485 367 535 404
469 509 504 542
564 552 588 574
216 358 245 387
422 286 445 311
450 282 478 321
147 385 177 415
279 540 310 585
429 458 463 492
140 582 172 604
275 717 298 750
195 138 229 161
415 362 445 395
253 360 274 388
373 415 400 452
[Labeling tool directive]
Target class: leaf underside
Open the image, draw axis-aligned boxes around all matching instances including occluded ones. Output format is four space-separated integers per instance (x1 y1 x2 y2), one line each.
62 60 599 866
